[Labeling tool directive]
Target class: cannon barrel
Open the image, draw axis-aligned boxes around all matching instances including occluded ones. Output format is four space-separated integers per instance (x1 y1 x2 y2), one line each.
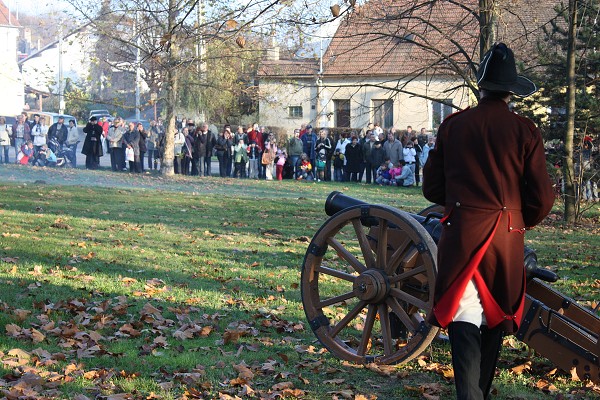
324 191 557 283
325 191 443 243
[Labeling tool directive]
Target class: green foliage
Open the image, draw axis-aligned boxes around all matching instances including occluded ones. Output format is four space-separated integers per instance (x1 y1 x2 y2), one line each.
532 1 600 140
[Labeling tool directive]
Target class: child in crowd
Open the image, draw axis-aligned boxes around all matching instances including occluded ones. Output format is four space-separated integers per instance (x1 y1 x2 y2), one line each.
395 159 415 187
35 144 58 167
375 162 392 185
17 141 34 165
296 153 313 181
389 162 403 184
275 149 287 181
332 149 344 182
315 148 327 182
247 141 260 179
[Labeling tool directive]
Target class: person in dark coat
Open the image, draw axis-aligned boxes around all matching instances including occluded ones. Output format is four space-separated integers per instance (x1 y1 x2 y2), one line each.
343 136 363 182
137 123 148 173
123 122 141 173
47 116 68 145
422 43 554 400
191 125 207 176
81 116 104 169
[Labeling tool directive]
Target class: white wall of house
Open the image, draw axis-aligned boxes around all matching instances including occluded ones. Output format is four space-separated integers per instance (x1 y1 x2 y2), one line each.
0 25 24 116
318 76 471 131
258 79 318 133
258 75 472 133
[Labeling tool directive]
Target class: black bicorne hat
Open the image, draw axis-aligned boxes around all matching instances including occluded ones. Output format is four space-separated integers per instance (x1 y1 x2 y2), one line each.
476 43 537 97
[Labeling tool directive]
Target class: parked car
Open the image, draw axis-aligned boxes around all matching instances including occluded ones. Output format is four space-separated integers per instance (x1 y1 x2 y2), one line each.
89 109 111 119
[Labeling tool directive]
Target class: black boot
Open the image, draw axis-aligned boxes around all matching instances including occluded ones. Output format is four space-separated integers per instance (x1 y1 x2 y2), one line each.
479 325 504 399
448 321 483 400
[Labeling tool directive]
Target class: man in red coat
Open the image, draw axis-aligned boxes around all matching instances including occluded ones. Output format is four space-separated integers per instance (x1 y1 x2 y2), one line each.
423 43 554 400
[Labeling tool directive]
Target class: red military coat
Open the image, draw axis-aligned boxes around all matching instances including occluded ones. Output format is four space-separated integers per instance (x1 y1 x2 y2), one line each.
422 97 554 333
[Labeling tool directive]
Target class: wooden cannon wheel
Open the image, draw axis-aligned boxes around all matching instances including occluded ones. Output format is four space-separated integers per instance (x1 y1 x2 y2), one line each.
301 204 439 365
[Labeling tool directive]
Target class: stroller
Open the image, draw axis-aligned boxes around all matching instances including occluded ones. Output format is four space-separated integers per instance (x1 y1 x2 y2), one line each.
47 137 74 167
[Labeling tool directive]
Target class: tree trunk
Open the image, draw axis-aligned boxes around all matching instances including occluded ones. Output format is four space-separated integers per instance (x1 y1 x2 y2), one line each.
160 0 179 177
563 0 577 224
479 0 497 59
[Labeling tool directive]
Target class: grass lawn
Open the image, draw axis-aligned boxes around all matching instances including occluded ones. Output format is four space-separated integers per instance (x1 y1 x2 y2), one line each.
0 165 598 399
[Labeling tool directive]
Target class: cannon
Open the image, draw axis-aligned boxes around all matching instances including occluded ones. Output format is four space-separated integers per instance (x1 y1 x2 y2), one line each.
301 191 600 383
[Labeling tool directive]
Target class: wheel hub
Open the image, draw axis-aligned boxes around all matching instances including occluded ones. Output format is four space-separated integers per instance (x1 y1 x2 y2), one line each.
353 269 390 303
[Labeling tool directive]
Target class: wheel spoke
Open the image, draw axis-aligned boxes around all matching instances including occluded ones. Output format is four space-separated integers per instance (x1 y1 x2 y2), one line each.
387 243 417 275
329 300 367 338
357 304 377 356
385 237 412 275
352 219 376 270
318 291 357 308
376 218 388 270
389 288 429 311
387 297 417 333
378 304 393 357
326 237 366 274
316 264 357 282
388 264 427 285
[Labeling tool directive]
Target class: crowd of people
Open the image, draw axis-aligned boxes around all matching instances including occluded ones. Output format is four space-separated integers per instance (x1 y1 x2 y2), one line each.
1 111 436 187
0 112 79 168
101 118 434 185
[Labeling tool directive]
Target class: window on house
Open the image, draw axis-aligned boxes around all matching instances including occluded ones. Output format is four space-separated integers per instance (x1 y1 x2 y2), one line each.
288 106 303 118
334 99 351 128
372 99 394 129
432 99 454 129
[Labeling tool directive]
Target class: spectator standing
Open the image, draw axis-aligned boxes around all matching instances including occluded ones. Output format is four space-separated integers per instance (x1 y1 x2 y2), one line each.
334 132 350 181
181 127 194 175
263 133 277 181
27 114 40 131
107 118 125 171
402 140 417 185
275 150 286 181
362 131 377 184
233 137 248 178
204 125 216 176
137 123 148 173
247 141 260 179
287 129 303 176
82 116 104 169
147 121 158 170
315 129 332 181
332 149 344 182
48 116 68 145
422 43 554 400
344 136 363 182
64 119 79 167
0 117 12 163
368 140 385 184
31 116 48 153
193 124 209 176
12 114 30 160
123 122 141 173
173 128 185 174
383 131 403 166
301 126 317 169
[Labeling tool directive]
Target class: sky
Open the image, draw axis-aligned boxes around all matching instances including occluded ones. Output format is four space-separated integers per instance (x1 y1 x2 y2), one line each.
9 0 75 18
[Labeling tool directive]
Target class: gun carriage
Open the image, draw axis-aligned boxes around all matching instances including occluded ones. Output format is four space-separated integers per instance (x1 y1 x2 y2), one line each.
300 192 599 383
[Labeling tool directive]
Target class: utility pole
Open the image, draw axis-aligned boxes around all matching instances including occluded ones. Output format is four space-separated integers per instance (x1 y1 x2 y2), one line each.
58 19 64 114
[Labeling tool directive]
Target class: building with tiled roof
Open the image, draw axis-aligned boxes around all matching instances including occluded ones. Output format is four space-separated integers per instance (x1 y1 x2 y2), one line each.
0 0 24 116
257 0 560 133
